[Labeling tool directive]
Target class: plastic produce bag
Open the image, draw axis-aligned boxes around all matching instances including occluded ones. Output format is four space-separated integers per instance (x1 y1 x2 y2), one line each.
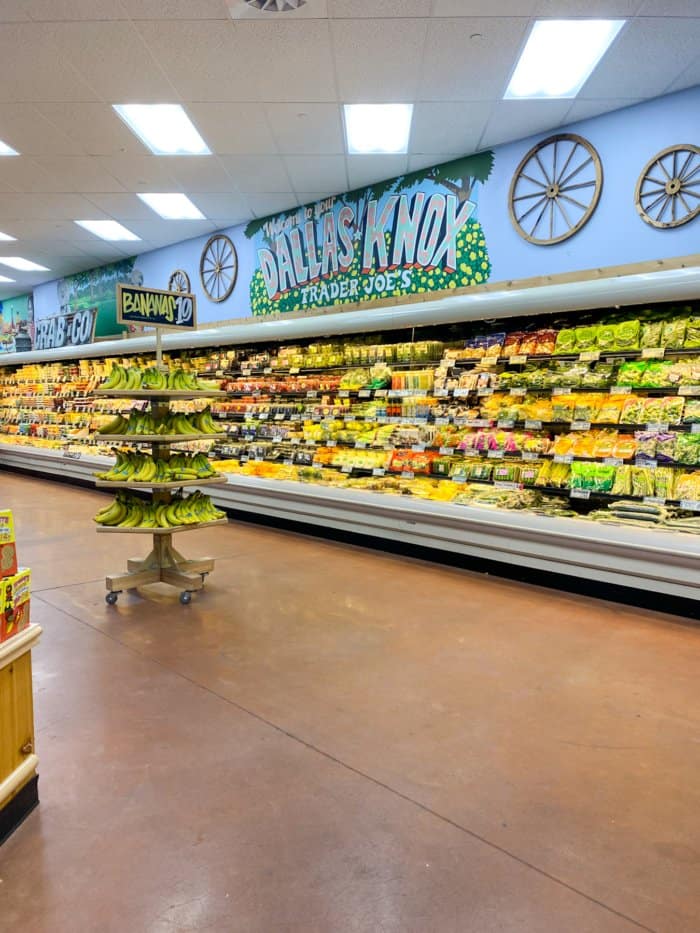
575 325 598 350
631 466 655 497
654 467 676 499
611 465 632 496
616 361 647 386
661 318 687 350
640 321 663 349
554 328 577 354
683 317 700 349
615 319 641 351
596 324 617 351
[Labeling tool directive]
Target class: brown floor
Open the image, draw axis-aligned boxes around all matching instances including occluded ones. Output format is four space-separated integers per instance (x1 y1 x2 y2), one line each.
0 474 699 932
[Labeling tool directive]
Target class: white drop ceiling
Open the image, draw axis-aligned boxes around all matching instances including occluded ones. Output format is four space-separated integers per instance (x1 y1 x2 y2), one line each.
0 0 697 298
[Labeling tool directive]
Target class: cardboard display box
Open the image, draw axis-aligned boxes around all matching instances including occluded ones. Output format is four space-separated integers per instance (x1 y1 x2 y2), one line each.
0 569 30 643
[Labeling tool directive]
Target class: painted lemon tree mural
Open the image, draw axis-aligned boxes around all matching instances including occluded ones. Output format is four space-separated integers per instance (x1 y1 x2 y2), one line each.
246 152 494 316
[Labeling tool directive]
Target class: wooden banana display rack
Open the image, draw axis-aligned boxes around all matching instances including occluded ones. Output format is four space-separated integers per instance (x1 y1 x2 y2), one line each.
95 390 228 605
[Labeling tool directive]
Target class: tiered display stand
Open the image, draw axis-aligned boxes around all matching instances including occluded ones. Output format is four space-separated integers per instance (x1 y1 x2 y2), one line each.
93 387 229 604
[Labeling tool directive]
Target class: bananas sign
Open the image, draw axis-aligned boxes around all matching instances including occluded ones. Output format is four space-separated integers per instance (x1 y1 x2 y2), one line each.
117 283 196 330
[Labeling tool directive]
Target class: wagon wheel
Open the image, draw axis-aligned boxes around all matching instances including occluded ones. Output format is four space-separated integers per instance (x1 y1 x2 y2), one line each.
509 133 603 245
635 144 700 229
168 269 191 293
200 234 238 303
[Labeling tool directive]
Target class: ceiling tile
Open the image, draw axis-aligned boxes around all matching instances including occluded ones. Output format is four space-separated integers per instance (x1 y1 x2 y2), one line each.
219 155 293 193
186 103 278 155
26 0 129 19
581 18 700 99
165 157 238 193
123 218 216 241
563 98 645 125
433 0 536 13
121 0 230 18
0 158 79 194
48 21 178 101
137 19 336 102
96 156 180 191
407 153 461 172
329 0 432 15
533 0 642 13
265 103 344 155
332 18 428 101
184 193 250 226
666 57 700 94
410 102 492 154
638 0 700 11
0 193 109 221
31 157 125 193
245 192 298 218
284 155 347 194
83 193 157 221
0 2 31 21
0 23 98 101
479 99 573 149
34 103 149 157
346 154 408 190
295 191 344 206
420 17 529 101
0 104 83 156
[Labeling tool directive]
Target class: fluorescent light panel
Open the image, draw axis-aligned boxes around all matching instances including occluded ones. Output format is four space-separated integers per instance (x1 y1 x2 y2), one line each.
75 220 141 241
0 257 49 271
505 19 625 99
0 275 14 282
0 231 16 241
344 104 413 155
137 192 204 220
0 139 19 156
113 104 210 155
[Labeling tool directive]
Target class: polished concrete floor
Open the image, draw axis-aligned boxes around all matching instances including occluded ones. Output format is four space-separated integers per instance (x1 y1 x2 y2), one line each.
0 473 699 932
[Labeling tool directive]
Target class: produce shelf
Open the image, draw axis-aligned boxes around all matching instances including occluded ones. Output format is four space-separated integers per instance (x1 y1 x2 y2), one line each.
97 433 228 443
94 476 227 490
94 389 229 399
96 518 228 534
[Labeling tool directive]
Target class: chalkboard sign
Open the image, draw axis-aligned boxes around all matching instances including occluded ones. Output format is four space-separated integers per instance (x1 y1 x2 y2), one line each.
117 284 196 330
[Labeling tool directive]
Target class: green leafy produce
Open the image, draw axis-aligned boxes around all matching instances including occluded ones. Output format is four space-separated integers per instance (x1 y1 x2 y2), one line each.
640 321 663 349
684 317 700 349
661 318 687 350
674 434 700 466
615 319 641 351
575 325 598 350
640 361 672 387
654 467 675 499
616 361 647 386
682 399 700 423
596 324 617 351
631 466 655 497
611 465 632 496
570 462 616 492
554 328 577 354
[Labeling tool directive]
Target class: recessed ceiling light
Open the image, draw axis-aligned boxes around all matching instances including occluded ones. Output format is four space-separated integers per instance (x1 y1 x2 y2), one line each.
505 19 625 100
0 274 15 282
0 257 49 272
0 231 16 241
344 104 413 155
137 193 204 220
75 220 141 241
0 140 19 156
113 104 211 156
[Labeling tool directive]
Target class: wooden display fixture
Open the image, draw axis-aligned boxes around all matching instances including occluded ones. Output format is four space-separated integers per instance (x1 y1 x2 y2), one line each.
94 389 229 400
0 624 41 845
95 379 228 605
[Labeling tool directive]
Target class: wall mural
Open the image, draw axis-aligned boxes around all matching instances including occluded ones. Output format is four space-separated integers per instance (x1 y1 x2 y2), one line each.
245 152 494 316
0 294 33 353
54 258 143 339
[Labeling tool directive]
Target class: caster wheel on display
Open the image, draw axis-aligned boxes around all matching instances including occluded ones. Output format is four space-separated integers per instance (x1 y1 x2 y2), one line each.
180 591 192 605
106 592 118 606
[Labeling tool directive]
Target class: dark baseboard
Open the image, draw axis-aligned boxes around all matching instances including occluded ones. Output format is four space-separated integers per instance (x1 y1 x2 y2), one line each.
0 774 39 846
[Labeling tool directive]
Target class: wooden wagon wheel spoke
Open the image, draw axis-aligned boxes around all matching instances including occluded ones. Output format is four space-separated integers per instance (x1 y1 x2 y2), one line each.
554 142 577 186
640 186 667 198
559 193 589 211
555 197 573 229
558 155 593 189
681 163 700 183
513 191 547 203
635 144 700 228
644 191 668 214
534 152 552 186
678 151 696 179
517 195 548 225
530 199 550 237
519 172 548 188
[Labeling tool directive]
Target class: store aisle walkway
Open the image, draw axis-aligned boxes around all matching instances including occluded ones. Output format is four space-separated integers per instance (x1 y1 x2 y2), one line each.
1 474 699 933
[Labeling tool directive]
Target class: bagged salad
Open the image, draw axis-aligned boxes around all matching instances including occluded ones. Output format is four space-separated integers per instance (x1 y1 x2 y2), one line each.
614 319 641 351
554 328 577 354
631 466 656 497
674 433 700 466
611 465 632 496
575 325 598 350
596 323 617 352
661 318 687 350
616 361 647 386
654 467 676 499
640 321 663 349
684 317 700 349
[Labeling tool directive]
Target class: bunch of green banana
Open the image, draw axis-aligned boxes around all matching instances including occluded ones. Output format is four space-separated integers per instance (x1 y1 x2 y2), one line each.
167 368 203 391
161 491 226 526
168 452 219 480
98 413 129 435
96 450 220 483
155 413 198 435
141 367 168 390
99 365 143 391
95 491 225 528
124 410 157 435
193 407 220 434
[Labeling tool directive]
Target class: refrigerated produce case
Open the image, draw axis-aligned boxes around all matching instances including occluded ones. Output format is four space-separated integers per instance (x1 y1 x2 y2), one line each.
1 267 700 603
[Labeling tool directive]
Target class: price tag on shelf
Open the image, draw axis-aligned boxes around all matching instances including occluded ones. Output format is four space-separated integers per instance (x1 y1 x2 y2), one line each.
509 355 527 365
62 450 81 460
692 424 700 434
521 451 539 461
274 413 285 420
264 367 272 374
306 390 317 398
304 438 316 446
439 446 455 455
642 347 665 359
326 440 337 447
487 449 504 459
524 419 543 430
551 387 572 395
467 419 491 428
401 470 415 479
635 457 657 467
497 419 515 429
554 454 573 463
611 385 632 394
452 388 470 397
312 460 323 469
604 457 624 466
258 412 268 420
579 350 600 362
477 388 494 397
289 367 300 374
434 388 449 397
290 414 301 421
411 444 426 452
570 488 591 499
376 416 388 424
338 390 349 398
358 390 371 398
643 496 666 505
372 468 385 476
494 481 520 490
509 387 526 396
291 437 301 445
679 386 700 396
355 441 367 449
374 389 388 397
341 465 352 473
434 417 449 425
680 499 700 512
645 423 669 432
571 421 591 431
283 458 293 465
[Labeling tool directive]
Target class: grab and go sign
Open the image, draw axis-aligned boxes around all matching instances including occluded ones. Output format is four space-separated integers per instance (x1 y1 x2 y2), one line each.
34 308 97 350
117 283 197 330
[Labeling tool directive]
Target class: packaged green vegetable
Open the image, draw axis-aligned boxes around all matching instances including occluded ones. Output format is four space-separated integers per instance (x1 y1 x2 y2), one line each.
639 361 672 388
661 396 685 424
631 466 655 497
616 361 647 386
640 321 663 349
683 317 700 349
661 319 687 350
554 328 577 354
611 465 632 496
653 467 675 499
682 399 700 423
549 461 571 488
674 434 700 466
615 319 640 351
620 397 645 424
575 325 598 350
535 460 552 486
596 324 617 351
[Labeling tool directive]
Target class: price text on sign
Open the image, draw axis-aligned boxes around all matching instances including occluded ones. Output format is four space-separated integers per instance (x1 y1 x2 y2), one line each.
117 283 197 330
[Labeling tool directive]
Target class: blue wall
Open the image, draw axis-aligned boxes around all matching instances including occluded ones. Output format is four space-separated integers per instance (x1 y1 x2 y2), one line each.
33 85 700 330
